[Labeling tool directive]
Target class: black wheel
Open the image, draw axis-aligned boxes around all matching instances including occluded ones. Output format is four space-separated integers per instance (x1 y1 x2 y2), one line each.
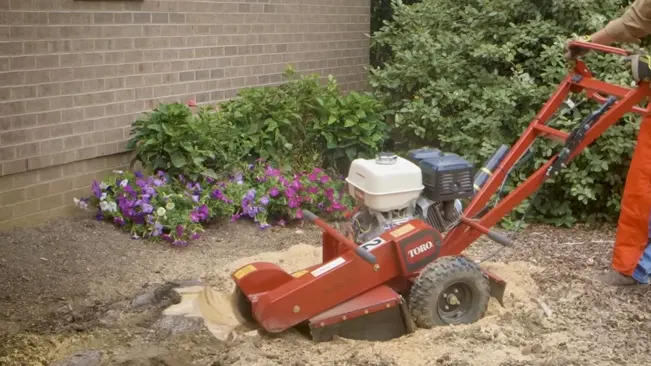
409 256 490 328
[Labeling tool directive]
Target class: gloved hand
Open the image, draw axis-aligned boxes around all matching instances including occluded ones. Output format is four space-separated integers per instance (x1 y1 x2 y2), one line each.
623 53 651 83
564 35 592 61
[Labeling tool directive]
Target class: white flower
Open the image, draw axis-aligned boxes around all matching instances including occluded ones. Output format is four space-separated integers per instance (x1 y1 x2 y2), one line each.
120 179 129 187
166 202 175 210
107 202 117 212
99 182 108 190
113 170 124 174
100 201 110 212
73 198 88 210
157 207 166 216
100 192 107 201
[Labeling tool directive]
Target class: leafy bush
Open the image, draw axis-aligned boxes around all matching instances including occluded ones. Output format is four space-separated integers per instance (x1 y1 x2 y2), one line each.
127 70 389 180
74 160 354 246
126 102 251 181
218 68 390 172
370 0 645 226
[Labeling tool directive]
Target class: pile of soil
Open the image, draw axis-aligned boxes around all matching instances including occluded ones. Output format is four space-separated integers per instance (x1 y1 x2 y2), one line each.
0 216 650 365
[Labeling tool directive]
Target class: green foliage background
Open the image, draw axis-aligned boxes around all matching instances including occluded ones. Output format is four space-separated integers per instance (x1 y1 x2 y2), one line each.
369 0 648 226
127 69 390 181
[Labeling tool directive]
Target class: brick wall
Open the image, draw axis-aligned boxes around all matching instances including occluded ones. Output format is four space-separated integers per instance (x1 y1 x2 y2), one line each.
0 0 371 229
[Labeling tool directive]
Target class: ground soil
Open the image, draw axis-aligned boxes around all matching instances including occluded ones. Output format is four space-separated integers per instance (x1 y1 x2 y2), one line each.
0 215 650 366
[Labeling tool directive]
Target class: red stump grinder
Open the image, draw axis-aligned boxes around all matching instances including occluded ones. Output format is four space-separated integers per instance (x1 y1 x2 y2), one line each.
230 42 651 341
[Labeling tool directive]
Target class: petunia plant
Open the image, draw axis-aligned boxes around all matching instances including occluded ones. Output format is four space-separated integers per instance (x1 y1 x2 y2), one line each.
74 160 355 246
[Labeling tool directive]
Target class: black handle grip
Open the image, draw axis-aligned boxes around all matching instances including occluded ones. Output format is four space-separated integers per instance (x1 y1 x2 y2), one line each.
302 209 317 221
355 246 378 265
486 230 513 247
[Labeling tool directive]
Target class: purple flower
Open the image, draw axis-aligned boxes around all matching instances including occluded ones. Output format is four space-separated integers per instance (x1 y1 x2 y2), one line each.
173 240 188 246
162 234 173 242
269 187 280 197
295 209 303 219
114 216 125 226
91 181 102 198
245 188 256 200
95 211 104 221
136 179 147 188
153 222 164 236
191 233 201 240
141 203 153 214
278 219 286 227
259 223 271 230
190 211 201 223
135 171 144 178
308 186 319 194
192 195 199 202
308 173 318 182
260 196 270 206
176 225 184 237
234 172 243 184
285 187 296 198
153 179 164 187
265 166 281 177
320 175 330 184
288 196 300 208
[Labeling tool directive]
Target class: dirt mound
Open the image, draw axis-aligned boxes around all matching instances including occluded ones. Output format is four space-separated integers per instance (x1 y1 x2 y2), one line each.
172 245 552 366
4 219 649 366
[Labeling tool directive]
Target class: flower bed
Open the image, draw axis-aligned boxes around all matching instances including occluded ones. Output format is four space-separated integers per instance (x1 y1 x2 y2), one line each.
75 159 354 246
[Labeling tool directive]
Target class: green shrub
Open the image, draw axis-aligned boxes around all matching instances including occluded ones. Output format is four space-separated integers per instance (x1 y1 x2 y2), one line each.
126 69 389 188
219 68 390 173
370 0 645 226
126 103 251 181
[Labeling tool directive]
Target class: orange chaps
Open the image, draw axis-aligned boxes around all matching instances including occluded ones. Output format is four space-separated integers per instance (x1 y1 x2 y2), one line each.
612 117 651 283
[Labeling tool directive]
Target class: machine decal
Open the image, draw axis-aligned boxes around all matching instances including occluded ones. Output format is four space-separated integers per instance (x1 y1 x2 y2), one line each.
407 240 434 259
311 257 346 277
233 264 257 279
390 223 415 238
291 270 309 278
359 237 386 251
397 228 442 273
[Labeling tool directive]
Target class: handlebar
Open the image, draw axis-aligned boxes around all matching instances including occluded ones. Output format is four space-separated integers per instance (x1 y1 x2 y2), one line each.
567 40 631 57
302 209 378 265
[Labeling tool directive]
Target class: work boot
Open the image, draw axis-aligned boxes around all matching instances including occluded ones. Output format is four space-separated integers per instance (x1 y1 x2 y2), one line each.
624 54 651 83
596 270 642 286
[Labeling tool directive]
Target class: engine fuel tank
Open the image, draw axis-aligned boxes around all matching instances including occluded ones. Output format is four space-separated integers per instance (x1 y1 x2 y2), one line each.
346 152 424 212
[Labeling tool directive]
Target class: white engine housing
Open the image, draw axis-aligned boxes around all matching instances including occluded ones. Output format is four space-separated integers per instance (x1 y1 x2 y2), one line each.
345 153 424 211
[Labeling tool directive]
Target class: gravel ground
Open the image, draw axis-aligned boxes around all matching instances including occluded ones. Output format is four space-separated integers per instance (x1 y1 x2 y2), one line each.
0 215 650 366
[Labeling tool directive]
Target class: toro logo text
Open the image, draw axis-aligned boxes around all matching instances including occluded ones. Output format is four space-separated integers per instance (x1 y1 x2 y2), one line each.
407 240 434 259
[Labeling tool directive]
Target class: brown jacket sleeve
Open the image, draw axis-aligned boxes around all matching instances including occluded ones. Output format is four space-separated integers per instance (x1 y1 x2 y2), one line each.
603 0 651 43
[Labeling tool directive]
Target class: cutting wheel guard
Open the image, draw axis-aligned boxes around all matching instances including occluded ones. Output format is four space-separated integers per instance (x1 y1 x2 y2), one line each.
441 41 651 256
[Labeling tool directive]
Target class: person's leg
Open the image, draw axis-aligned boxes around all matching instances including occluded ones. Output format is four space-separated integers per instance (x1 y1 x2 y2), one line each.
601 117 651 286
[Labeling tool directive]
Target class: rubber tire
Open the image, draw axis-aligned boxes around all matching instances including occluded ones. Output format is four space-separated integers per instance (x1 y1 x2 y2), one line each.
409 256 490 328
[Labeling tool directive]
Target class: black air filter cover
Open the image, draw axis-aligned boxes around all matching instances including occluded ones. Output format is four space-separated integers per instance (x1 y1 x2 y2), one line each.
418 153 474 201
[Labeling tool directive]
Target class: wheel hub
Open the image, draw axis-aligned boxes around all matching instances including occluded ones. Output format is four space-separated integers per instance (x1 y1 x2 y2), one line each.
437 282 474 323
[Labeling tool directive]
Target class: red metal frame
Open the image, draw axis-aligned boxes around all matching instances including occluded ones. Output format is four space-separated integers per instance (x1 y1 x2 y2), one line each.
230 41 651 338
440 41 651 256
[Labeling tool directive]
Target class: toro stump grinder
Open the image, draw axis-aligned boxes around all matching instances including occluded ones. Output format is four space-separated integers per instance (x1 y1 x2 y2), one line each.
225 42 651 342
